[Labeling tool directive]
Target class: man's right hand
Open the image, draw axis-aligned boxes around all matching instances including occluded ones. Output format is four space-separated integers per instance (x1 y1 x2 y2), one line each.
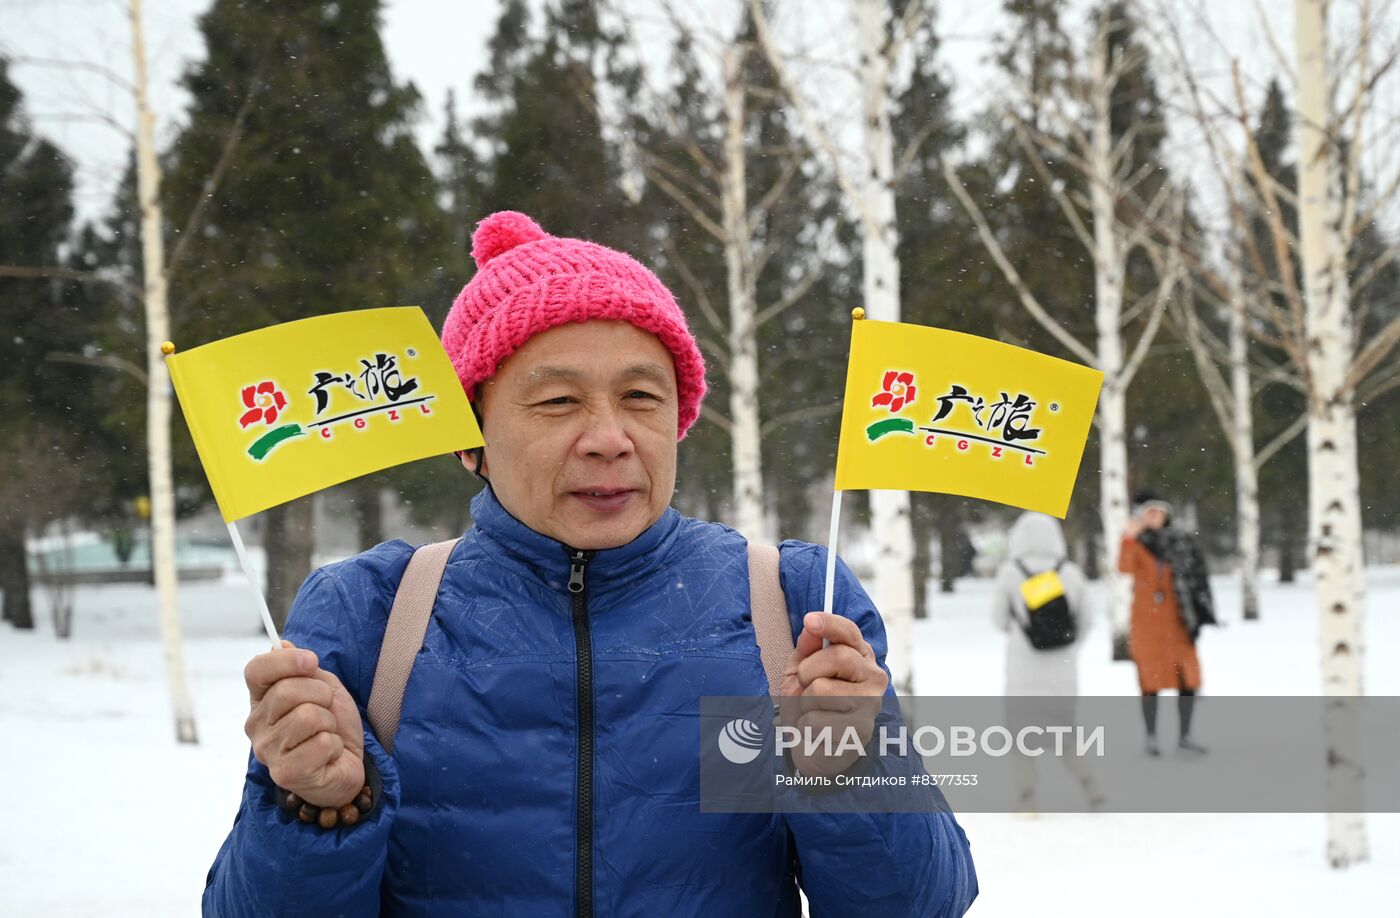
244 640 366 807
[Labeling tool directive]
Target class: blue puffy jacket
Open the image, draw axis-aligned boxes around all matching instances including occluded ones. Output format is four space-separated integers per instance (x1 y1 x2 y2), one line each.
204 487 977 916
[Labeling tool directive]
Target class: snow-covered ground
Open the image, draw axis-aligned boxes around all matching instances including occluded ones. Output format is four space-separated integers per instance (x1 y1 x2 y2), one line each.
1 565 1396 916
915 567 1400 916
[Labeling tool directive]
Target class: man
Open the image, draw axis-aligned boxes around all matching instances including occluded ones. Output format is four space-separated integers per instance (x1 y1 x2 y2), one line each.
204 211 978 915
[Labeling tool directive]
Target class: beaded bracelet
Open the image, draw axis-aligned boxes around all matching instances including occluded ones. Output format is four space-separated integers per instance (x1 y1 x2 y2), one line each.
279 785 374 829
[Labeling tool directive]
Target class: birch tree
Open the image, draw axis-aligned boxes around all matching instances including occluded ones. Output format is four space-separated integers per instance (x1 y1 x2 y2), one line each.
751 0 931 692
1170 266 1308 621
1151 0 1400 867
1139 49 1302 622
130 0 197 743
1295 0 1376 868
0 6 203 742
610 4 839 543
941 3 1181 628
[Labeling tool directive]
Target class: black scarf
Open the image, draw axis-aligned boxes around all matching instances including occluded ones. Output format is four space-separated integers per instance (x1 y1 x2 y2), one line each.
1137 525 1218 640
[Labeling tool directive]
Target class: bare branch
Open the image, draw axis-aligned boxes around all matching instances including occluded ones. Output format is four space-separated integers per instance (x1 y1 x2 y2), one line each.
1350 165 1400 238
698 334 732 378
1253 411 1308 469
749 0 878 232
643 161 726 240
893 121 935 185
760 400 843 436
1358 361 1400 404
940 154 1097 365
1233 62 1310 363
755 262 822 328
751 234 782 281
646 149 720 205
1009 117 1095 254
885 0 930 64
701 402 735 434
167 34 277 282
1120 228 1182 389
1248 0 1299 86
9 55 134 91
47 350 148 385
1172 287 1237 440
1343 313 1400 395
31 111 134 140
662 236 726 337
0 265 140 297
747 156 801 235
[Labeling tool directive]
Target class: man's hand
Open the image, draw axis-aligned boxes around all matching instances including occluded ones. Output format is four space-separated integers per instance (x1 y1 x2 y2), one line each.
1124 516 1144 539
244 640 366 807
777 612 888 778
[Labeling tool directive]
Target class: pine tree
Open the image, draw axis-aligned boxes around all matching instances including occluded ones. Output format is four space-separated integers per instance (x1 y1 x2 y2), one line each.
163 0 446 625
469 0 632 244
0 58 83 629
891 10 983 605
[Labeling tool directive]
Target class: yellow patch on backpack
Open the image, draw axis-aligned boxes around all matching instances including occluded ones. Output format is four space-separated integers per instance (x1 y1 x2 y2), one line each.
1019 570 1066 612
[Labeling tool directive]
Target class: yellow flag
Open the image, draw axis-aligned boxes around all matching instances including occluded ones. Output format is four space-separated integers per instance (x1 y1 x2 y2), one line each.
835 319 1103 518
166 307 482 522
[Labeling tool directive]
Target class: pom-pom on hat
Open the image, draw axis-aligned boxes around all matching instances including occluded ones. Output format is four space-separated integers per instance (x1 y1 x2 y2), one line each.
440 211 707 439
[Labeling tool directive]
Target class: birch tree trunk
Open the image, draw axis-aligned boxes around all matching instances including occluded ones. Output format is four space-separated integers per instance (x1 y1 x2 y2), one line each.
856 0 915 693
1295 0 1367 867
132 0 198 744
1088 34 1132 632
1228 279 1262 621
721 47 767 543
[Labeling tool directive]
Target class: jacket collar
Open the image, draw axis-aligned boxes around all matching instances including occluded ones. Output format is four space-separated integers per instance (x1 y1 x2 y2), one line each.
466 485 682 594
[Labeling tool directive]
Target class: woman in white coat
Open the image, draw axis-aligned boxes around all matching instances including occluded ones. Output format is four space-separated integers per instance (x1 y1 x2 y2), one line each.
993 512 1103 811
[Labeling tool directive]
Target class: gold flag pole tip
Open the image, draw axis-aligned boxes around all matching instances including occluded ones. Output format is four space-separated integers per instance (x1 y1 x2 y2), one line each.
160 341 176 355
851 307 865 320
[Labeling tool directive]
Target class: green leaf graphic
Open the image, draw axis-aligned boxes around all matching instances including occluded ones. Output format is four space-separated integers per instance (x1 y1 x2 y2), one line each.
866 418 915 441
248 424 306 460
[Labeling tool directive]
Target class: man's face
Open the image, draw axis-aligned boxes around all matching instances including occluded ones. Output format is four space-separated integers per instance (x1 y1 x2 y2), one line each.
462 320 680 550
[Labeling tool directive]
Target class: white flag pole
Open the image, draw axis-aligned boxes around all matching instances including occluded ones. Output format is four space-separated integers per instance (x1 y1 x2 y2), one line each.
822 489 843 617
819 489 845 650
820 305 866 645
226 520 281 650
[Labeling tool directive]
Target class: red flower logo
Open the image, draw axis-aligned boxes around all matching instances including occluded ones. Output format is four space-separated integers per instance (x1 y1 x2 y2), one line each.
871 370 917 413
239 381 289 428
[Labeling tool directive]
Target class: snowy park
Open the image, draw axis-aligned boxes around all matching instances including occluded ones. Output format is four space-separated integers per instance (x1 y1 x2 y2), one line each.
3 560 1398 916
5 0 1400 914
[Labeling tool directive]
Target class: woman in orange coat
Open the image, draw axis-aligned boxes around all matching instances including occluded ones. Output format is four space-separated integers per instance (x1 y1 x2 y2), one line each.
1118 490 1217 756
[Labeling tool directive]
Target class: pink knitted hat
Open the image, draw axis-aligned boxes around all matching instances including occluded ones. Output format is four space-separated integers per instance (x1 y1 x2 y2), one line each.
440 211 707 439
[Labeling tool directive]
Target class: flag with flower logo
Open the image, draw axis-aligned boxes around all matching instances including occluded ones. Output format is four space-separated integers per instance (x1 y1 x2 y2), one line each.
165 307 482 522
834 318 1103 517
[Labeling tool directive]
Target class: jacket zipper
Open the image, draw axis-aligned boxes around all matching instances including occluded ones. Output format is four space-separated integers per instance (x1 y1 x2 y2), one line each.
567 548 596 918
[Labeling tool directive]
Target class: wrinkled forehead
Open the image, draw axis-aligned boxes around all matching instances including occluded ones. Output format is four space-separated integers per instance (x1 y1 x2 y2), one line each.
494 321 677 391
519 361 673 392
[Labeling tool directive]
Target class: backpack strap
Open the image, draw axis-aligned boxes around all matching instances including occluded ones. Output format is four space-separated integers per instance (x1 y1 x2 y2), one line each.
368 538 794 749
747 543 795 697
367 538 459 754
